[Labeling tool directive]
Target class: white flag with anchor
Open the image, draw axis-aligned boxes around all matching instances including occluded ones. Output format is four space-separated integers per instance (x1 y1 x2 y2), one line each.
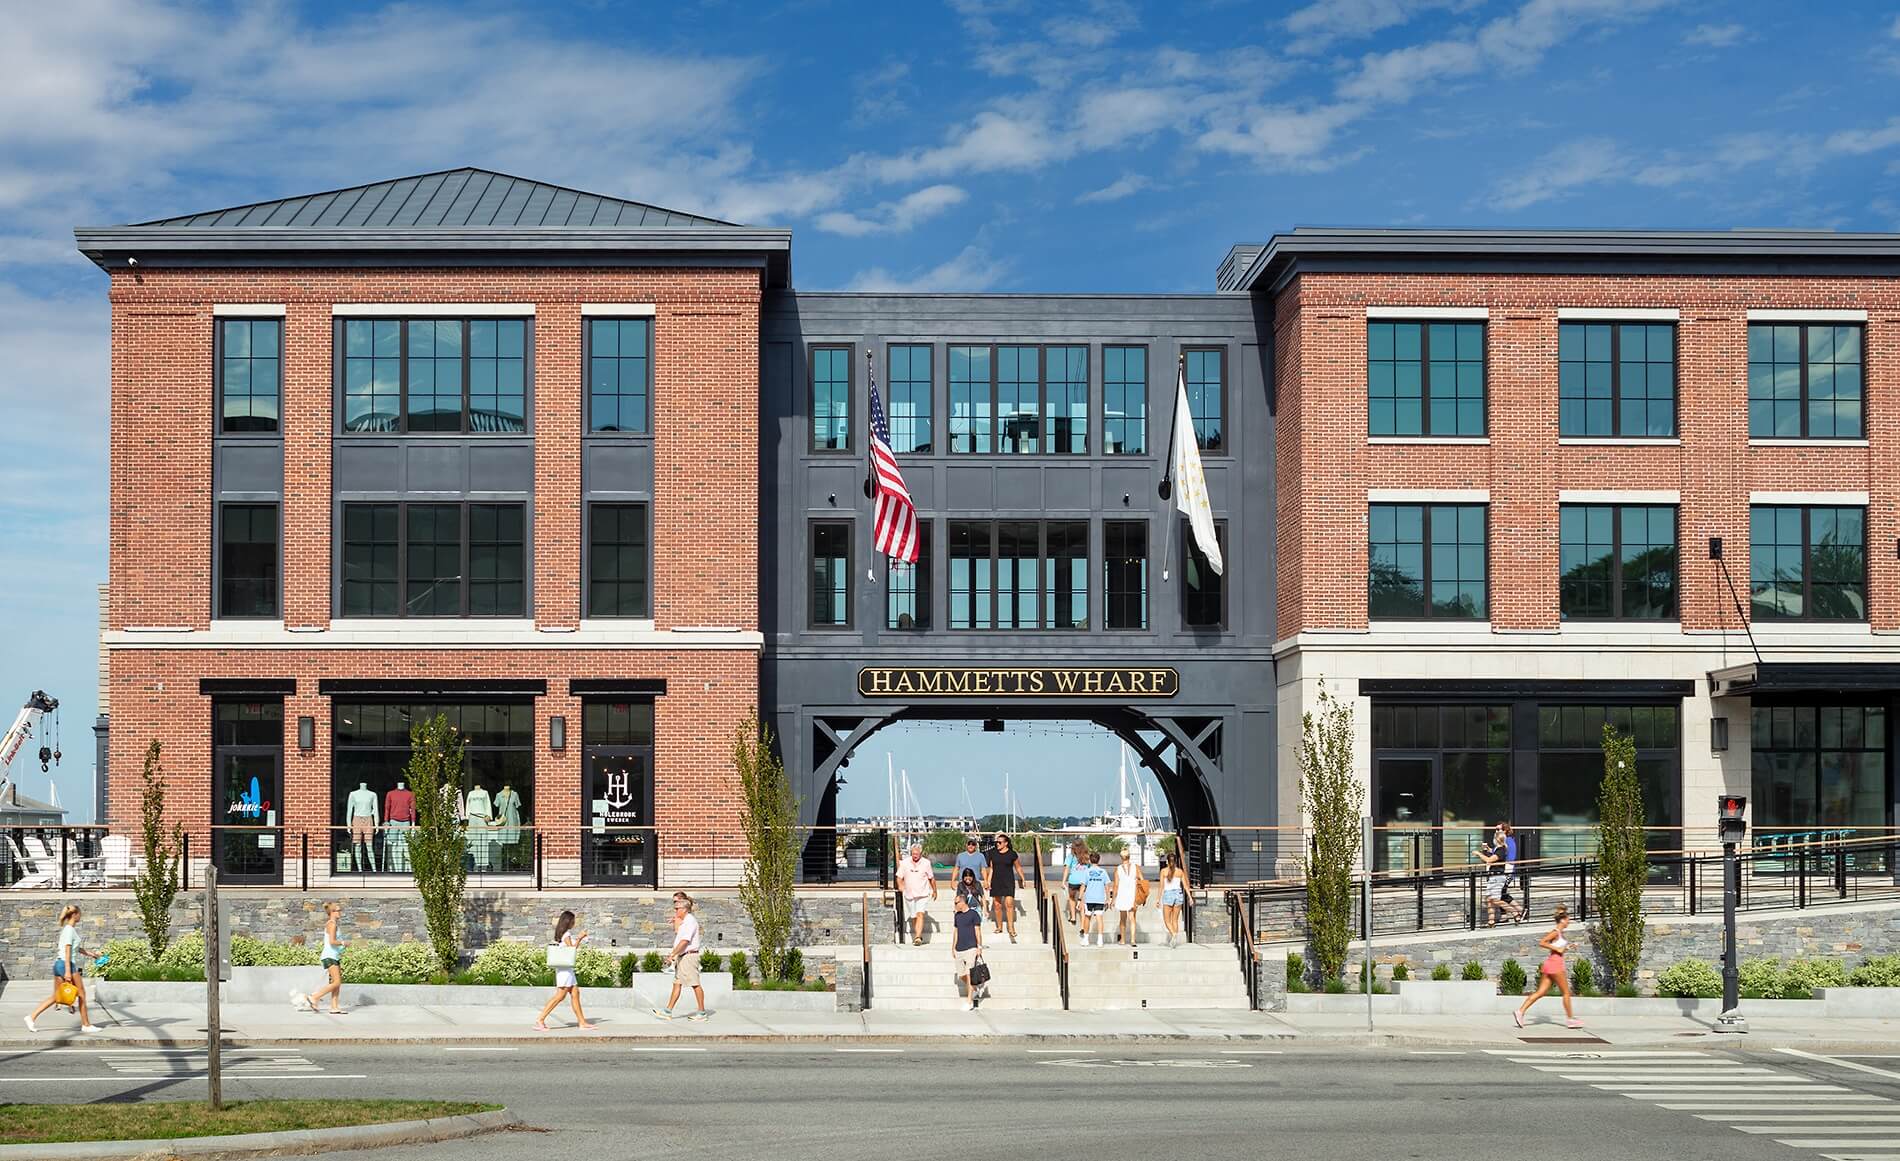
1171 362 1223 575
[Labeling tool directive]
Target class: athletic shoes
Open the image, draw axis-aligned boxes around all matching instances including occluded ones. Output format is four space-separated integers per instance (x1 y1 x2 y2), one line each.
1512 1010 1525 1028
686 1011 709 1022
22 1017 35 1033
80 1024 101 1033
652 1008 674 1021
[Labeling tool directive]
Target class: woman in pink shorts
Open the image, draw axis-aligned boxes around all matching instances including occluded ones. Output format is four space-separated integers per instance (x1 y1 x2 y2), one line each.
1514 905 1582 1029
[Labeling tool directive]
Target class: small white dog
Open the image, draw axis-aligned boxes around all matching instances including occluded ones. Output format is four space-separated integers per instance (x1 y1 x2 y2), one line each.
289 989 314 1012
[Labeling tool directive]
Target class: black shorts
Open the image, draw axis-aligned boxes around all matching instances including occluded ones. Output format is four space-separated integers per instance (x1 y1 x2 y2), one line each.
991 885 1016 899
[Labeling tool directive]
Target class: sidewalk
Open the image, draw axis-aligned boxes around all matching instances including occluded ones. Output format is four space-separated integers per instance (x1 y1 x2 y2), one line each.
6 1000 1900 1051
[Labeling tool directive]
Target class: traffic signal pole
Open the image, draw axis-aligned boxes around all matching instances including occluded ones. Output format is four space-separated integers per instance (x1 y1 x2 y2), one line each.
1714 795 1748 1035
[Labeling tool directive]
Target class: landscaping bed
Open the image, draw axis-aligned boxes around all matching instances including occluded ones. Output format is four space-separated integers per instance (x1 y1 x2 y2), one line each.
0 1100 496 1145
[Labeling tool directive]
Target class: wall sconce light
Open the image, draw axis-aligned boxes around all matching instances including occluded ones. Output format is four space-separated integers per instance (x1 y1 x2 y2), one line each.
550 715 566 751
297 716 315 751
1710 716 1729 752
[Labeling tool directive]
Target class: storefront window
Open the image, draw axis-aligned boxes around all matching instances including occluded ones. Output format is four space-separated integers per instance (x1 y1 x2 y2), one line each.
1752 704 1887 837
213 701 283 884
582 701 656 886
1534 704 1680 862
331 702 534 875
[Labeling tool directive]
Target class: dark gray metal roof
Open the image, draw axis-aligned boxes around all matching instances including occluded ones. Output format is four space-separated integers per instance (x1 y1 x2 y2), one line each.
1233 227 1900 293
133 168 741 230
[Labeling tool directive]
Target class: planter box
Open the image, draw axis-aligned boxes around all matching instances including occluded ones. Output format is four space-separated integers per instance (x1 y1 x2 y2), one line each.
1389 980 1502 1014
1816 987 1900 1017
90 973 839 1012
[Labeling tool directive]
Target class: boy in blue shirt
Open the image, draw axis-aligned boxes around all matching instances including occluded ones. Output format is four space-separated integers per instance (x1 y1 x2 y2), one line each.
1081 852 1112 946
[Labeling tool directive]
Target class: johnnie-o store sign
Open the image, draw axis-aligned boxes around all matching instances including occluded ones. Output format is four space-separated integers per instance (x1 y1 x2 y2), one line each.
857 666 1181 698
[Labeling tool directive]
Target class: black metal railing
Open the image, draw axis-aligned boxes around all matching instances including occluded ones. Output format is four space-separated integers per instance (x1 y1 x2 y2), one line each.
893 888 908 945
1031 837 1050 945
1227 891 1260 1010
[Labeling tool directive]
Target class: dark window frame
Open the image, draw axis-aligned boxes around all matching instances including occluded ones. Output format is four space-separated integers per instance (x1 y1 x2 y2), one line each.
1181 344 1227 454
337 500 529 619
886 519 932 630
1369 503 1490 621
946 519 1091 631
584 502 652 620
1557 321 1679 438
1750 701 1891 831
884 342 933 455
1178 519 1228 630
1749 504 1868 623
211 699 285 883
1747 322 1866 440
584 316 654 435
1558 503 1680 622
216 501 281 620
1103 519 1150 631
215 317 283 436
809 520 854 629
1367 320 1489 438
1103 344 1148 456
809 343 854 454
946 343 1091 456
336 316 533 435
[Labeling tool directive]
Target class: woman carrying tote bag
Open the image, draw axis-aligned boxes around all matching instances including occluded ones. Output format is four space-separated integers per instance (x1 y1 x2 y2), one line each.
535 911 597 1031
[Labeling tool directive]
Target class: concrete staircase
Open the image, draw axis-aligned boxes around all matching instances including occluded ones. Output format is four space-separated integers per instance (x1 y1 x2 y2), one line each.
871 896 1062 1010
1050 890 1252 1010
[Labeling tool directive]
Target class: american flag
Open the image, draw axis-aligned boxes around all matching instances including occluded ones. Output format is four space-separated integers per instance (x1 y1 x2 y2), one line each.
867 357 920 564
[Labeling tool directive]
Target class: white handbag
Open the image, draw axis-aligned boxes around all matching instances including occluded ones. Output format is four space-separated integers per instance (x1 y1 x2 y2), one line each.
546 943 578 969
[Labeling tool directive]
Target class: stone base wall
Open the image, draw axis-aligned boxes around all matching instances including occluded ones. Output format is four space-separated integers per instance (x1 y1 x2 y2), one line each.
0 889 879 990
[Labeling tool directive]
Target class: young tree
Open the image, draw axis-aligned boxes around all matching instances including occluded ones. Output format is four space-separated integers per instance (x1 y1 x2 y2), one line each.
132 740 184 957
405 714 468 977
1592 724 1647 991
1299 681 1364 984
734 712 799 982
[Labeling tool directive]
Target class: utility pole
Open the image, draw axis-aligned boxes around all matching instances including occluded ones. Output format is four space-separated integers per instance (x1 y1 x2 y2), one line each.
203 866 222 1109
1715 795 1748 1034
1362 815 1375 1031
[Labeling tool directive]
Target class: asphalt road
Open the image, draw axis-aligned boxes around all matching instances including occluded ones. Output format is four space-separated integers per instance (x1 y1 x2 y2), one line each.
7 1043 1900 1159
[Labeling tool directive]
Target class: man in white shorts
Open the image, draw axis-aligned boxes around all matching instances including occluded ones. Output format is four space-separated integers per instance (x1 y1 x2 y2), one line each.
655 891 708 1021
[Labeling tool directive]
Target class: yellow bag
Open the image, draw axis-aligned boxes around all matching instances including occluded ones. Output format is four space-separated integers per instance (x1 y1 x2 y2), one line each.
54 981 79 1007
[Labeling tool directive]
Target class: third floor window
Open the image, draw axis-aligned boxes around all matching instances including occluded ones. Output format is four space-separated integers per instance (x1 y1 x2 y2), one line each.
1103 345 1148 455
587 318 651 434
1748 323 1863 439
219 319 281 434
1558 322 1676 437
949 344 1089 455
886 344 932 454
1368 322 1484 438
811 346 851 452
341 318 528 434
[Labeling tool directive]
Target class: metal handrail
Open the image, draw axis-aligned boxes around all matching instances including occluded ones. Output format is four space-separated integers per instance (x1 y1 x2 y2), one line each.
1031 836 1049 945
1226 890 1261 1010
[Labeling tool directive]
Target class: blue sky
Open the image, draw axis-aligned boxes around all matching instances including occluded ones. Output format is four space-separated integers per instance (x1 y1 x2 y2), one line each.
2 0 1898 818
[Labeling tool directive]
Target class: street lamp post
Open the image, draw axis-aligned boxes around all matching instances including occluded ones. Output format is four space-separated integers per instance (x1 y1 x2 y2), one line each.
1714 794 1748 1035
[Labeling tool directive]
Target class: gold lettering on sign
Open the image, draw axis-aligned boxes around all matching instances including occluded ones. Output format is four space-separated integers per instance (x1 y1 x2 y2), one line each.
857 667 1181 698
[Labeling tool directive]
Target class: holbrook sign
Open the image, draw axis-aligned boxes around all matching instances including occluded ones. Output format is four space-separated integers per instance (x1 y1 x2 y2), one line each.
857 666 1181 698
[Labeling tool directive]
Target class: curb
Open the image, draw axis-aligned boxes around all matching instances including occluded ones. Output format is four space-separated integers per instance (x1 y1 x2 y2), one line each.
0 1108 520 1160
0 1031 1300 1049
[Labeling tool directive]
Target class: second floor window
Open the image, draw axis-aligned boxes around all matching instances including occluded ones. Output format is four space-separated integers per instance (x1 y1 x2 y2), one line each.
1750 505 1865 621
887 520 931 629
1559 504 1678 621
340 502 527 618
949 344 1089 454
217 503 278 619
1368 322 1484 438
1184 347 1225 452
1369 503 1487 620
1104 520 1148 629
1749 323 1863 439
1104 345 1147 455
949 521 1087 629
811 346 851 452
886 344 932 453
588 318 651 434
341 318 528 434
219 319 281 434
1181 521 1226 628
810 521 852 626
1558 322 1676 437
587 503 650 618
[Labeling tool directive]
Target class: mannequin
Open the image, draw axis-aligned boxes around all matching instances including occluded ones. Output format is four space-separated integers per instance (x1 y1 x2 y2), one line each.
495 783 522 841
346 783 379 873
464 783 494 870
383 780 415 873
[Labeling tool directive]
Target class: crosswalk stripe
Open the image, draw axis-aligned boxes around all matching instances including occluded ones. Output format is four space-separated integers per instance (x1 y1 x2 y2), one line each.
1776 1140 1900 1149
1657 1100 1892 1109
1551 1071 1784 1081
1599 1085 1851 1094
1492 1051 1711 1059
1736 1126 1900 1134
1696 1115 1900 1122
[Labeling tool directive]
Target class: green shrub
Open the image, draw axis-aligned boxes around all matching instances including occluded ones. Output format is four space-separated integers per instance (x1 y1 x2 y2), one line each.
231 935 320 968
1615 983 1640 998
698 951 724 975
468 941 546 986
1656 959 1722 999
96 938 156 980
1322 977 1348 994
733 977 830 992
1787 957 1848 992
1358 975 1388 994
1285 951 1306 987
642 951 665 974
1461 961 1484 981
1431 963 1452 982
157 931 205 973
342 942 435 984
1391 962 1410 981
1499 959 1527 995
618 953 640 987
573 948 617 988
1739 956 1785 998
1570 958 1596 996
1850 954 1900 988
727 950 749 982
779 947 804 983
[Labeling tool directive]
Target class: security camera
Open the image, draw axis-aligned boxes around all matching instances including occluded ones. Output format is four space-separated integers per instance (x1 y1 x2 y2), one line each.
127 256 138 267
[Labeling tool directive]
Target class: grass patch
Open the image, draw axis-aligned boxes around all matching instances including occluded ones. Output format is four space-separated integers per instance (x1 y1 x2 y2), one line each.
0 1100 498 1145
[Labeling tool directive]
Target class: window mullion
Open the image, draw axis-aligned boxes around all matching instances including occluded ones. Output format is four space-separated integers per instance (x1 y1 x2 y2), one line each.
398 321 409 434
1799 326 1810 438
1609 325 1622 437
461 320 472 434
1419 327 1432 437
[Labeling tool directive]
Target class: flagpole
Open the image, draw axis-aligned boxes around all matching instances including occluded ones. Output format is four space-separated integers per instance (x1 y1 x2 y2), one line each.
1160 352 1183 581
863 349 878 583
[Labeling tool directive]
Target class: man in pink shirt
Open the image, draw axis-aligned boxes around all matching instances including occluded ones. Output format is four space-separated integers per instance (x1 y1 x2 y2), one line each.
896 843 937 946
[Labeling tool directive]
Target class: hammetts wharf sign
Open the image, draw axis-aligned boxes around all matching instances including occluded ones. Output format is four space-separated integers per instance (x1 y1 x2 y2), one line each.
857 666 1180 698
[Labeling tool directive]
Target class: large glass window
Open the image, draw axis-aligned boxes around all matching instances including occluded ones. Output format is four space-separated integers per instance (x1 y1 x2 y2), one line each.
948 521 1088 630
587 318 651 434
998 346 1040 453
1535 704 1681 862
1370 703 1511 870
1104 345 1147 455
332 702 533 875
219 319 281 434
811 346 851 452
886 344 932 453
587 503 650 618
1748 323 1863 439
217 503 279 619
1750 505 1866 621
1752 704 1888 834
810 521 851 627
948 344 1088 455
1559 504 1677 621
886 520 930 630
341 317 528 433
339 502 527 618
213 701 283 883
1104 520 1148 630
1184 347 1225 452
1369 503 1487 620
1368 321 1484 437
949 345 993 454
1558 322 1675 437
1045 345 1088 455
1180 521 1226 629
582 700 656 886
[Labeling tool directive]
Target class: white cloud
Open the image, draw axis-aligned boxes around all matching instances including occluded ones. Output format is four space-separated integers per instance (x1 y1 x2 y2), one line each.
815 185 970 237
869 107 1073 183
1282 0 1482 55
843 245 1011 292
851 58 915 126
1076 174 1151 203
1684 22 1747 48
1488 136 1627 209
1825 117 1900 156
1198 102 1365 169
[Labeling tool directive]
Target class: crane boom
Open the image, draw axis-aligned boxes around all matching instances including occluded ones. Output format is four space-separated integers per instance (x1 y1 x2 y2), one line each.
0 691 58 802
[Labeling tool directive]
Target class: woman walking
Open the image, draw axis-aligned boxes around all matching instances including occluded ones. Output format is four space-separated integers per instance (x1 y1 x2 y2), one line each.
955 867 983 916
1157 852 1189 946
536 910 597 1031
1112 849 1144 945
1514 906 1583 1029
27 904 100 1033
1064 840 1090 925
305 902 347 1014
